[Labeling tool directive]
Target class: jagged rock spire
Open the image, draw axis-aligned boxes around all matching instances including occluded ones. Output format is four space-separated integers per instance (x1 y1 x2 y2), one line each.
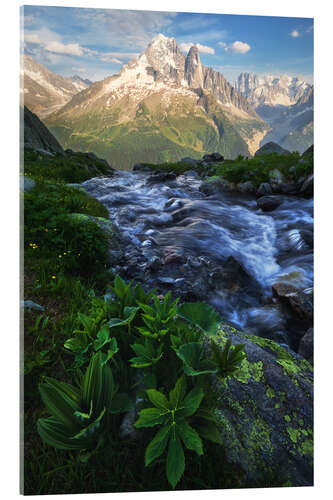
184 45 204 88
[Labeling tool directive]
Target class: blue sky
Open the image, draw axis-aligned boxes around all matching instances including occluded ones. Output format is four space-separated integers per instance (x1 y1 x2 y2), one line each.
22 5 314 84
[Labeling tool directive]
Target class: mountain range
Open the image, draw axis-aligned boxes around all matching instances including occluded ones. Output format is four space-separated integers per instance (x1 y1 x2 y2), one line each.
22 35 313 167
234 73 313 153
21 55 91 118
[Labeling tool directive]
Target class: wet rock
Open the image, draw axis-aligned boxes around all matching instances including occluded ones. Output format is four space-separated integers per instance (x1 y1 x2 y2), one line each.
202 152 224 163
299 175 314 198
147 256 162 272
164 198 184 211
257 195 283 212
211 322 313 486
199 177 235 195
163 246 184 265
146 172 177 184
21 300 45 312
272 283 313 324
20 175 36 193
237 181 255 194
181 157 198 166
298 328 313 365
132 163 151 172
182 169 199 177
276 183 298 195
256 182 272 197
158 277 176 285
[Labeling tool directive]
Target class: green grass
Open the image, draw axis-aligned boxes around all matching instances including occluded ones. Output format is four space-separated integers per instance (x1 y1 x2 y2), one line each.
142 151 313 188
24 147 112 183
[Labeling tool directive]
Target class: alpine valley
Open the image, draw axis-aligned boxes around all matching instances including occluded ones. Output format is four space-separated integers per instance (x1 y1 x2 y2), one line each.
23 34 313 168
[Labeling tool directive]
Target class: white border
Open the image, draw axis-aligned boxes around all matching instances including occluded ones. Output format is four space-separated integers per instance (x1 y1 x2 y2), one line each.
1 1 331 499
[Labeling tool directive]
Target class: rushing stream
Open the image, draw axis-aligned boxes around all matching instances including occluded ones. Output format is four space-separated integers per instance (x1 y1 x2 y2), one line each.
83 170 313 351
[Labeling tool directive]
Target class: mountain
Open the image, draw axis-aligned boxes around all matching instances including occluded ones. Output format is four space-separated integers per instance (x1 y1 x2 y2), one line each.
45 35 269 168
235 73 313 153
23 105 64 153
68 75 92 92
21 55 84 118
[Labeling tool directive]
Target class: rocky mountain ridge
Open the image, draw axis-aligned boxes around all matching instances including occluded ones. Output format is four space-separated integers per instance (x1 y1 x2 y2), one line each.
21 55 88 118
235 72 313 152
44 34 268 167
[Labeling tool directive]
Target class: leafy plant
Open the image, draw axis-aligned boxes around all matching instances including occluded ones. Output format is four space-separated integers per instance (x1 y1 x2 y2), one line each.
210 339 246 378
137 292 178 340
135 375 209 488
176 342 217 376
37 352 130 451
129 338 163 368
177 302 222 336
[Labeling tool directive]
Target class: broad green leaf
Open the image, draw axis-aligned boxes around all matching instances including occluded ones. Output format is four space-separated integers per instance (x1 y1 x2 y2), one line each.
107 307 139 328
64 336 88 353
38 417 90 450
178 386 204 418
169 375 187 409
177 342 217 376
146 389 170 410
39 383 80 431
93 325 111 351
166 434 185 488
72 408 106 440
197 421 222 445
134 407 166 428
177 302 221 336
42 377 81 405
82 352 103 411
177 420 203 455
129 356 153 368
145 424 171 465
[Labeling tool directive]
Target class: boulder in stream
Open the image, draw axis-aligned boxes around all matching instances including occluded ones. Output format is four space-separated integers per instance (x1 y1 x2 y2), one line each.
209 322 313 486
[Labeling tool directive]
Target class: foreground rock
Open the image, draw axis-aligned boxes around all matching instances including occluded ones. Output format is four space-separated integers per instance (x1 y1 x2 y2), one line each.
23 105 64 154
272 282 313 325
298 328 314 365
211 323 313 486
257 195 283 211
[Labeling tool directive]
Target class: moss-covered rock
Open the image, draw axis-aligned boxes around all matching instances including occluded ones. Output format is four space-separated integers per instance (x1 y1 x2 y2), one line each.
209 322 313 487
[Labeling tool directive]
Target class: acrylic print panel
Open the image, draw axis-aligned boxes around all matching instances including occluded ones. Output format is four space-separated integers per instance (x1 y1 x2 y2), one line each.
21 2 313 495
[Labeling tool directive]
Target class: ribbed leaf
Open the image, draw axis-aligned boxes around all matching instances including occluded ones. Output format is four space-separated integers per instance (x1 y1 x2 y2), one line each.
39 383 80 431
134 408 165 428
166 433 185 488
37 417 90 450
145 424 171 465
42 377 81 405
72 408 106 440
169 375 186 409
82 352 103 412
177 420 203 455
146 389 170 410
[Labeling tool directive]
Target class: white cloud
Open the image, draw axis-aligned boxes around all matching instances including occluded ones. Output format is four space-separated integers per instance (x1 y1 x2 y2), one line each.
224 41 251 54
100 55 123 64
44 41 84 57
291 30 300 38
218 41 227 48
24 33 41 44
179 42 215 55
